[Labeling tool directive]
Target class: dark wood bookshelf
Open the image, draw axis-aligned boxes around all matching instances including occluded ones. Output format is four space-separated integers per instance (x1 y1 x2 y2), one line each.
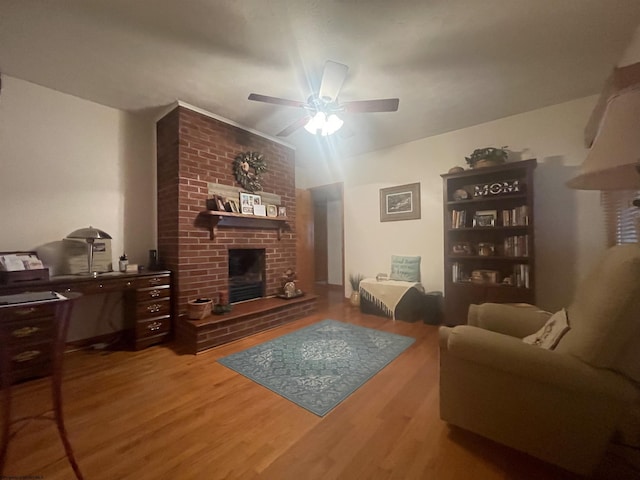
441 159 537 325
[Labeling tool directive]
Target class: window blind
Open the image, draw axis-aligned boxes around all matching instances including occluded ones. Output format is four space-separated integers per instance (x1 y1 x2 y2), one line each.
601 191 640 246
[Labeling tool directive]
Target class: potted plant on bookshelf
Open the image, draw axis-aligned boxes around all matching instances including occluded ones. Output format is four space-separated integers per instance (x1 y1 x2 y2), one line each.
465 146 509 169
349 273 364 307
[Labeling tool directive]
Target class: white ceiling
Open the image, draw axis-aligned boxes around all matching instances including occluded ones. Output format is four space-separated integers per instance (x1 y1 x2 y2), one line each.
1 1 640 164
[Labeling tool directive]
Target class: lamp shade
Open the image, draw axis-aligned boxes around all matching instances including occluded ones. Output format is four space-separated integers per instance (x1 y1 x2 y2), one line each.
66 226 112 275
66 226 112 240
567 87 640 190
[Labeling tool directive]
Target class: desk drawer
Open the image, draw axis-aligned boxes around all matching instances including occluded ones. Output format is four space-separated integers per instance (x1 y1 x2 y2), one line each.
135 298 171 319
52 273 170 295
2 316 53 345
63 278 133 295
1 303 56 322
10 340 52 382
134 285 171 302
136 314 170 338
132 274 170 289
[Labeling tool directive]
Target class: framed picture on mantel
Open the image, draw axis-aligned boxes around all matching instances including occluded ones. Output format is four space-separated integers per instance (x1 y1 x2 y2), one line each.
239 192 261 214
380 182 421 222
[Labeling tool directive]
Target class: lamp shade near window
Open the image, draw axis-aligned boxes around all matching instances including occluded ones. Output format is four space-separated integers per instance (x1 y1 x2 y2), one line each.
566 87 640 191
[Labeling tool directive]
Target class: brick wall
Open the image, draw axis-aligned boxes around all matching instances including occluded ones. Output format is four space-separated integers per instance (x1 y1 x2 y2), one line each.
156 106 296 313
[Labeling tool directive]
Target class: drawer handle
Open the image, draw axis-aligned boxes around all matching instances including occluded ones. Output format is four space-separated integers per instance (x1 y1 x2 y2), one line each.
149 289 161 298
13 350 41 363
147 304 162 313
149 277 163 285
14 307 37 316
147 321 162 331
12 326 41 338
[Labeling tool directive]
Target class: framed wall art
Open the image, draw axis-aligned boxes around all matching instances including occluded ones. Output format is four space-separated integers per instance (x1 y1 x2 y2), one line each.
239 193 261 214
379 182 421 222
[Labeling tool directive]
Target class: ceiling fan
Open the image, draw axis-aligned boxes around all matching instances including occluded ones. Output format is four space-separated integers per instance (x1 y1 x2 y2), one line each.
248 61 400 137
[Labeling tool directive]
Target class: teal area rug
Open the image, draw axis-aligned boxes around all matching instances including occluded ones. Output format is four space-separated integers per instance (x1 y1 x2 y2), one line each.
218 319 415 416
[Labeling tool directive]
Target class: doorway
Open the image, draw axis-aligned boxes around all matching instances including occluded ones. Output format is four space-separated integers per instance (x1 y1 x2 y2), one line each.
312 183 344 289
295 183 344 293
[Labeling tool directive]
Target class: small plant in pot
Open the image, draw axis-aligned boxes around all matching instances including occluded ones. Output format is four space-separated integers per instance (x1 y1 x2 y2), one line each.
465 146 509 169
348 273 364 307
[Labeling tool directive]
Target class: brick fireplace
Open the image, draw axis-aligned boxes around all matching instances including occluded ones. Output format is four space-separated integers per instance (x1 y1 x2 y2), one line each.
156 104 298 315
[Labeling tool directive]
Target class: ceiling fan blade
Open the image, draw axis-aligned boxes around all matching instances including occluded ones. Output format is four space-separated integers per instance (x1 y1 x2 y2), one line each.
248 93 306 108
318 61 349 102
342 98 400 113
277 116 310 137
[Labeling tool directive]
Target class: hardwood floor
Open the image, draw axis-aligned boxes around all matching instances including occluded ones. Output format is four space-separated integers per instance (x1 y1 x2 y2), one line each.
3 285 638 479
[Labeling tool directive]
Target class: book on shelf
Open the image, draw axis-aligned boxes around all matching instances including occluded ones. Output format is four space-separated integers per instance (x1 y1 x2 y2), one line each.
452 262 463 282
503 235 529 257
513 263 530 288
501 205 529 226
451 210 466 229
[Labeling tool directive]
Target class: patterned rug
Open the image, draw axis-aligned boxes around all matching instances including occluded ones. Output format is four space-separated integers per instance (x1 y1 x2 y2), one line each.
218 319 415 416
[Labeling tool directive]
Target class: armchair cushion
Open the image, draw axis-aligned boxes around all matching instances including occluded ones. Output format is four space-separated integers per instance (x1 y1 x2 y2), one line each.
522 308 570 349
467 302 550 338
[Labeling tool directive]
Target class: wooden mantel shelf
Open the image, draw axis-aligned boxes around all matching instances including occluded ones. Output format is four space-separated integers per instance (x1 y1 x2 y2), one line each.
199 210 288 240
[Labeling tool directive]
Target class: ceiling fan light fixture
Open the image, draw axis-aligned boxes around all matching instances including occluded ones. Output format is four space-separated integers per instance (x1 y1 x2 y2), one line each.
304 111 343 136
324 114 344 136
304 111 325 134
248 60 397 137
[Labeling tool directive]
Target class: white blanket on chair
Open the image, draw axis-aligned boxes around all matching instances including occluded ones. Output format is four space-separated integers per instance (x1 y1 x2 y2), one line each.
359 278 424 320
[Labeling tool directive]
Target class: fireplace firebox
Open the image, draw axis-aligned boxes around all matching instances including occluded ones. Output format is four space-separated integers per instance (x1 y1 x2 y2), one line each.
228 249 265 303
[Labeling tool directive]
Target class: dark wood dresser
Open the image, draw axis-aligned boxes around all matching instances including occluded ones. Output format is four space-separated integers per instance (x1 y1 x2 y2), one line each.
0 270 173 364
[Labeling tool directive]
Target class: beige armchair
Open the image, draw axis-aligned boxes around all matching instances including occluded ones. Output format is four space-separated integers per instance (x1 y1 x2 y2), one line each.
439 244 640 476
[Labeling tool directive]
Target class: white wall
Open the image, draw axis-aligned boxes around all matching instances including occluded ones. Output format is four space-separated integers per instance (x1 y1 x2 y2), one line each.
298 95 605 312
0 75 156 340
0 75 156 267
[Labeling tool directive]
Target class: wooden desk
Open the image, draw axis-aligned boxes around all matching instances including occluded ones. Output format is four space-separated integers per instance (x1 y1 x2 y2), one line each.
0 292 84 479
0 270 173 360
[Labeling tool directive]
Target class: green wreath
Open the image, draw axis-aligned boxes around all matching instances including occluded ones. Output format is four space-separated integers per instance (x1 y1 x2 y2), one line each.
233 151 266 192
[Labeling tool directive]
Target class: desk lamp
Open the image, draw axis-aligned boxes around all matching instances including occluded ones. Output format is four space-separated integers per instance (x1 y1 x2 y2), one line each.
66 226 112 276
567 86 640 197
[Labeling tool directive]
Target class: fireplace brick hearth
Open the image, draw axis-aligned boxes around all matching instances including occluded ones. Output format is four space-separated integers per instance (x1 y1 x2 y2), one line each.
176 295 317 354
156 104 315 349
